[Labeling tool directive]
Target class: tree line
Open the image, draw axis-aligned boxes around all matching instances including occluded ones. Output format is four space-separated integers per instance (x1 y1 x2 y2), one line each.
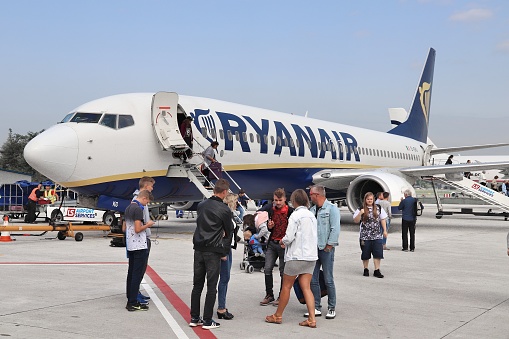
0 129 47 181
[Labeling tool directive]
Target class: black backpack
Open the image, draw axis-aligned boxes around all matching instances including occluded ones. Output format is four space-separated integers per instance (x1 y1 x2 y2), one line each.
414 199 424 217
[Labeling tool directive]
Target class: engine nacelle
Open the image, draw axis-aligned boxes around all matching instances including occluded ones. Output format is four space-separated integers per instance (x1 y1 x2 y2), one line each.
346 172 416 213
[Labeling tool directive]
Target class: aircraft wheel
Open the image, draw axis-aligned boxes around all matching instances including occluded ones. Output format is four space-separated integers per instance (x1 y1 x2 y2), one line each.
51 210 64 222
103 211 117 226
435 212 443 219
57 231 66 240
75 232 84 242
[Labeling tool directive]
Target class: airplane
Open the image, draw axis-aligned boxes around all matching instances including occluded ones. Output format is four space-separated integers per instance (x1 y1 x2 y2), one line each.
23 48 509 215
388 108 509 184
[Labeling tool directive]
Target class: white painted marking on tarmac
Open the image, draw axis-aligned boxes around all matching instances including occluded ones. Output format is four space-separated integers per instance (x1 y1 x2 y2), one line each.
141 279 189 339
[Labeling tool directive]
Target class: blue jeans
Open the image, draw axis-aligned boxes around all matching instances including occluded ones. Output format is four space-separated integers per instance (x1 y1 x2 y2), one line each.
236 205 245 222
383 219 390 245
217 249 232 309
310 247 336 311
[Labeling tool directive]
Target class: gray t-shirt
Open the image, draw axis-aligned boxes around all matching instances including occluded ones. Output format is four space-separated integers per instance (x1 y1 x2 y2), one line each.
133 190 151 238
125 202 147 251
203 146 216 166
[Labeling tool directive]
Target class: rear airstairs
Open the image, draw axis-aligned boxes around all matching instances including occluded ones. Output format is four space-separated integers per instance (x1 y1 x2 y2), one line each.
429 174 509 219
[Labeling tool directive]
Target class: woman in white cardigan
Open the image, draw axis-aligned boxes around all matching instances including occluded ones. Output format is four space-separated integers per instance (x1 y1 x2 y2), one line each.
265 189 318 328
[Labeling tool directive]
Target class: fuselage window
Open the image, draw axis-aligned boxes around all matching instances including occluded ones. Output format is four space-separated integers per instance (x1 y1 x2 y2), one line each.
295 139 300 148
376 149 379 157
61 112 75 123
290 138 294 147
211 129 217 140
219 129 225 140
270 135 275 145
256 134 260 143
307 141 312 149
235 131 240 142
201 127 207 138
369 149 372 156
277 137 281 146
242 132 247 142
227 130 233 141
250 133 254 143
264 135 268 145
283 138 288 147
100 114 117 129
71 112 102 123
118 115 134 129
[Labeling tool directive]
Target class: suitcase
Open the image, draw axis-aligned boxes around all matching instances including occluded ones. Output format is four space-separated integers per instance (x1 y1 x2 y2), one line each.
207 162 223 180
293 270 327 304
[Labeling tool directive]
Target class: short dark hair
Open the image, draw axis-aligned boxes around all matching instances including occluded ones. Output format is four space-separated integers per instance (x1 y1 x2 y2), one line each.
211 141 219 147
383 192 390 199
137 190 153 201
213 178 229 194
290 189 309 208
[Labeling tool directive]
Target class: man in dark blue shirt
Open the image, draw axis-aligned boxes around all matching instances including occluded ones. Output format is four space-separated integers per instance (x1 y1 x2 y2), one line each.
398 189 417 252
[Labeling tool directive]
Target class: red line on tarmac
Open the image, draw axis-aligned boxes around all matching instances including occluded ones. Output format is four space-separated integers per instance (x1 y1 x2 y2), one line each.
146 265 217 339
0 262 125 265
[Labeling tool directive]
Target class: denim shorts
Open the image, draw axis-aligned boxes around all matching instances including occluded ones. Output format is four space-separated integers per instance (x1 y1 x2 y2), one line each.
360 239 384 260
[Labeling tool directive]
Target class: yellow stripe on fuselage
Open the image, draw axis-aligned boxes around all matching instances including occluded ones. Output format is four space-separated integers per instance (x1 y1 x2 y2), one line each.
60 162 384 187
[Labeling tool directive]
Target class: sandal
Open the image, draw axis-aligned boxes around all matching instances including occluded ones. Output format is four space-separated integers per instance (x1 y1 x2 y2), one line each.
265 314 282 324
299 319 317 328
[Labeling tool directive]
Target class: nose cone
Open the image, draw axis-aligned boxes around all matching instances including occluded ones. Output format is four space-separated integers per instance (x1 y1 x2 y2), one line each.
24 125 78 183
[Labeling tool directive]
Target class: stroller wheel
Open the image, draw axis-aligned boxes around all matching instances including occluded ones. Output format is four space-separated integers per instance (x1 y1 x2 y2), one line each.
246 265 254 274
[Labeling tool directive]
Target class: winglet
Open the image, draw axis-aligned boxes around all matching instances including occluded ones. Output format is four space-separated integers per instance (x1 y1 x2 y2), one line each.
388 48 436 143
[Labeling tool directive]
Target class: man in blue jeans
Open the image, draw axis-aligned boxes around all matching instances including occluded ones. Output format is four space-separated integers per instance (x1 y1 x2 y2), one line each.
307 185 340 319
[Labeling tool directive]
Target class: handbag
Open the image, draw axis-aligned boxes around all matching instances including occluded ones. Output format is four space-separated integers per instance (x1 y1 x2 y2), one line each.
293 269 327 304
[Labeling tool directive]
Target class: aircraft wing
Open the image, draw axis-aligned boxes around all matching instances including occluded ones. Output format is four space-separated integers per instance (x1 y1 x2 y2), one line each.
429 143 509 155
399 161 509 177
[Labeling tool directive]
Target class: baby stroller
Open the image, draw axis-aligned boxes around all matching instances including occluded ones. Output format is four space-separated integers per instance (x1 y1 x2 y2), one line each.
239 213 267 273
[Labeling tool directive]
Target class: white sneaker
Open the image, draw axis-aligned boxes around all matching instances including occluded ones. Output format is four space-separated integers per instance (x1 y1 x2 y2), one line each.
303 309 322 317
326 309 336 319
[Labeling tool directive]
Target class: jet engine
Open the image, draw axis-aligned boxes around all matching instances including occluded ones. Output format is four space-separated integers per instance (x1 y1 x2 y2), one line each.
346 172 416 212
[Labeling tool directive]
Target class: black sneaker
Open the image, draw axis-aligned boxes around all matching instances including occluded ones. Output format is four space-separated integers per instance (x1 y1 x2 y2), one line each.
189 317 204 327
202 319 220 329
373 269 384 278
363 268 369 277
126 302 149 311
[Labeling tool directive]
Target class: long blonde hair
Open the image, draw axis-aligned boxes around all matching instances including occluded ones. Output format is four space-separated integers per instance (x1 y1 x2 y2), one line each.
223 193 238 211
361 192 378 223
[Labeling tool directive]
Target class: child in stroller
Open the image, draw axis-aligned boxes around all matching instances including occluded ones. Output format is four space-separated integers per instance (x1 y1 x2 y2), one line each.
241 212 270 273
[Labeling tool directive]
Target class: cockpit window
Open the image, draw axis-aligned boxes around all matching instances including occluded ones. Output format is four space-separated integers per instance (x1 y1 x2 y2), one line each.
100 114 117 129
61 112 75 123
70 113 102 123
118 115 134 129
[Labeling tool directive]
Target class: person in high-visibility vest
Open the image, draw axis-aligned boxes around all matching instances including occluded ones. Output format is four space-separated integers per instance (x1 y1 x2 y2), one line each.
43 185 58 204
27 183 42 223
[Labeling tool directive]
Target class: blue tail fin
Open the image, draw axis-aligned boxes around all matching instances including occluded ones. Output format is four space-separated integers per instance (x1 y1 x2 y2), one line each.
388 48 435 143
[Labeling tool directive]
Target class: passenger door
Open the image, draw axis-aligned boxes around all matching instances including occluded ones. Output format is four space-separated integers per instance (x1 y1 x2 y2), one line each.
151 92 187 150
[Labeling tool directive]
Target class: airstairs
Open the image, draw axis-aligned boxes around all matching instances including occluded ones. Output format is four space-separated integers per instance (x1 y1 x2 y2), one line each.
430 174 509 219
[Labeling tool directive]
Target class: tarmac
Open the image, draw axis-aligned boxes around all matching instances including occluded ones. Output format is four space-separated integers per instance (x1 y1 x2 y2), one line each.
1 205 509 339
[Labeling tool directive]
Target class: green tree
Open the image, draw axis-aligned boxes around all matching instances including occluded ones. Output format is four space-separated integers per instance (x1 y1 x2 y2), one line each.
0 128 46 181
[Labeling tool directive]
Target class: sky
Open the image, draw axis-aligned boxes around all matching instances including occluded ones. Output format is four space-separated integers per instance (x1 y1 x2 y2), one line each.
1 0 508 155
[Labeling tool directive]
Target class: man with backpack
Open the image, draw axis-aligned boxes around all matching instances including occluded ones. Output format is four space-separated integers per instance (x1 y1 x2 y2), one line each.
398 189 417 252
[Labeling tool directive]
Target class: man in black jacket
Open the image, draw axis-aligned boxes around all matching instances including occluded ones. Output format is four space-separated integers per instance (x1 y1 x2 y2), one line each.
190 179 233 330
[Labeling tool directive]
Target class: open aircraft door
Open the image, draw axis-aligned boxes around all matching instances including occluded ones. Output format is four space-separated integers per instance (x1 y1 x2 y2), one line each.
151 92 187 150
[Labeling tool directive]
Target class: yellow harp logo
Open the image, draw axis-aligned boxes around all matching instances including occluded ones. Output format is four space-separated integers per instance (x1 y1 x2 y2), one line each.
419 82 431 125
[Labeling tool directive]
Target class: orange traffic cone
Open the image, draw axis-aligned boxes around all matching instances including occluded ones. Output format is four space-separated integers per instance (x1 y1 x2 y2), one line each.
0 215 13 242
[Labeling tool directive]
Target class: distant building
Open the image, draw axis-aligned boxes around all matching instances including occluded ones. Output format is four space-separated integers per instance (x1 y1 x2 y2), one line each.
0 168 32 185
